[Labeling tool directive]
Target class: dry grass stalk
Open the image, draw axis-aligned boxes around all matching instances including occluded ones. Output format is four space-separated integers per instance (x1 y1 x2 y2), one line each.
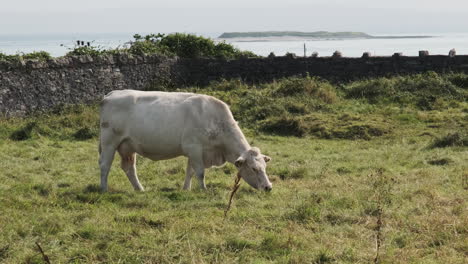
373 169 385 264
374 205 383 264
224 173 242 219
35 242 51 264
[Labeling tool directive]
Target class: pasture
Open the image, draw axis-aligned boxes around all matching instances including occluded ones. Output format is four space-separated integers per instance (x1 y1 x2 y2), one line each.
0 74 467 263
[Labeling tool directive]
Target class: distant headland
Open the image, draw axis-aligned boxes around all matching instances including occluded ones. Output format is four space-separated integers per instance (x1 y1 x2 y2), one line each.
218 31 433 41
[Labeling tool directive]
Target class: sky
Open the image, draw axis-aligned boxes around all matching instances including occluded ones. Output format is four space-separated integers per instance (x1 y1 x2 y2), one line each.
1 0 468 35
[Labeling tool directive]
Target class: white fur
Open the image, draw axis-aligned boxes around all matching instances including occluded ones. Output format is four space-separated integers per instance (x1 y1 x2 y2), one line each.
98 90 272 191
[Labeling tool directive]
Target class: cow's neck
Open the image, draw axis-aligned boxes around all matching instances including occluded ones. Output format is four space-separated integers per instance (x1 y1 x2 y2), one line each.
224 125 250 163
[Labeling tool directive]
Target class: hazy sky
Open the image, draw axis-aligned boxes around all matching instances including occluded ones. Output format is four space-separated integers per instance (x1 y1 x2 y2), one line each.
1 0 468 35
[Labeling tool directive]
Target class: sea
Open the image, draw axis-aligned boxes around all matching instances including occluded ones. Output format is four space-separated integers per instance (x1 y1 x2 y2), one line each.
0 32 467 58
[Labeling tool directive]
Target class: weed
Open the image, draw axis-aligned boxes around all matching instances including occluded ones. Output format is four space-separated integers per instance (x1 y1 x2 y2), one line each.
313 249 334 264
286 198 321 223
275 167 308 180
225 237 255 252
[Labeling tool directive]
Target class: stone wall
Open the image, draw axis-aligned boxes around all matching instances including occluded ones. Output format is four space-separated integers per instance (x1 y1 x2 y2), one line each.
1 53 468 116
0 54 177 116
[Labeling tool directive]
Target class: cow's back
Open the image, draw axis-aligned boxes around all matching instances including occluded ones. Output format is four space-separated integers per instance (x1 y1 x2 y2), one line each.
99 90 234 161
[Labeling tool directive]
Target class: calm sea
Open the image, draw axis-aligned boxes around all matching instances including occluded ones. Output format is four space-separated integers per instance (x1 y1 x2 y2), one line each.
0 32 467 57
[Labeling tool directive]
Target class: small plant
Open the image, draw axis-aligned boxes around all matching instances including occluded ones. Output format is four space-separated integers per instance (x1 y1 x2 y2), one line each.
286 199 321 223
225 237 255 252
21 51 51 61
66 46 106 57
0 51 51 62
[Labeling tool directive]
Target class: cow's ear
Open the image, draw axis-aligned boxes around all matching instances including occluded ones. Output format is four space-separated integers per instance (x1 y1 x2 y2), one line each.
263 155 271 162
235 157 245 168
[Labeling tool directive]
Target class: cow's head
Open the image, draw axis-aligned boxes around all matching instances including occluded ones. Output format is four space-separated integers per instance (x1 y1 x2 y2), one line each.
235 147 272 191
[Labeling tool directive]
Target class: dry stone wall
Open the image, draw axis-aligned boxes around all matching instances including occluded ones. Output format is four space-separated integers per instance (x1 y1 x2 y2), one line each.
1 53 468 116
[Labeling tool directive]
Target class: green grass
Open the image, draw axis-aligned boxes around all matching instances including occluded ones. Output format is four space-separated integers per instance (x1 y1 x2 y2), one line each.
0 75 467 263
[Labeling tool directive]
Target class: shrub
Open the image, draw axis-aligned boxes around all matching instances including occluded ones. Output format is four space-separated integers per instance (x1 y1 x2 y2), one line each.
128 33 171 56
128 33 257 59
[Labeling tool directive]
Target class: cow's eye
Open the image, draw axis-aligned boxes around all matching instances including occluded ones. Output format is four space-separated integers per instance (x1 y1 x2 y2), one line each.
252 167 259 173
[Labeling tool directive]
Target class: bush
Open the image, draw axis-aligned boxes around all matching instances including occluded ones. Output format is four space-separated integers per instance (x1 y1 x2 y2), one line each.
128 33 172 56
128 33 257 58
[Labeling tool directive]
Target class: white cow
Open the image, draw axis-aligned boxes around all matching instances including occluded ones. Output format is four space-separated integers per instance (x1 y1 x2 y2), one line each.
98 90 272 192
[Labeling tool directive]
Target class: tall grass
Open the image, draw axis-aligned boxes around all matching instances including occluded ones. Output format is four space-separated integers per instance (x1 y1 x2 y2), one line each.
344 72 467 110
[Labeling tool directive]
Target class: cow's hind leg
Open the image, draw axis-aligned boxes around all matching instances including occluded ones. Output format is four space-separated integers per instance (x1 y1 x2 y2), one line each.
118 141 144 191
99 145 116 192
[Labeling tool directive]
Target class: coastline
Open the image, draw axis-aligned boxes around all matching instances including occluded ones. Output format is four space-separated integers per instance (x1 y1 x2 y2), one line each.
217 36 433 42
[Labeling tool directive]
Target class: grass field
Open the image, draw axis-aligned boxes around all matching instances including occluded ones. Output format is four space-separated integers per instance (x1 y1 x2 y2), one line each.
0 74 467 263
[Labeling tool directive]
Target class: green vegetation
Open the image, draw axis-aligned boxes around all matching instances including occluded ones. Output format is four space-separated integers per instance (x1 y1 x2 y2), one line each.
0 73 467 263
1 33 256 61
0 51 52 62
345 72 466 110
64 33 257 59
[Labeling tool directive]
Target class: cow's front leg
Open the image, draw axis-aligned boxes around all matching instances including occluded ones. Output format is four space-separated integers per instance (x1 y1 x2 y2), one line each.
183 160 194 190
183 145 206 190
191 162 206 190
